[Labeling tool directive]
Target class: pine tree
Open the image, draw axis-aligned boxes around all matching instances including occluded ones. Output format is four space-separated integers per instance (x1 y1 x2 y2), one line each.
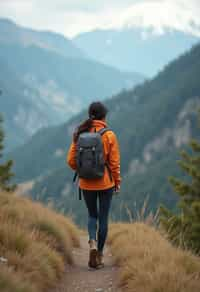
159 120 200 254
0 114 16 192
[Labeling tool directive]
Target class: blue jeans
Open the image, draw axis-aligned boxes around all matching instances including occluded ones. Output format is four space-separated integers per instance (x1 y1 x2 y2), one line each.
82 187 113 253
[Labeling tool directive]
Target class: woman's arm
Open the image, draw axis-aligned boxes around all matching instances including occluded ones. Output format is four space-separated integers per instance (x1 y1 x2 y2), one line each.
108 132 121 188
67 142 77 170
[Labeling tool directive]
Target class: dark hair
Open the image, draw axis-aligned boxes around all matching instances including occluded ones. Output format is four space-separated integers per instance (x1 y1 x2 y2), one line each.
73 102 108 142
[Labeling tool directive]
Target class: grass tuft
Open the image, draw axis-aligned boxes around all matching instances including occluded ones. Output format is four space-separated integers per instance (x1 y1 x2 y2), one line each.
109 222 200 292
0 265 36 292
32 218 73 264
0 191 80 292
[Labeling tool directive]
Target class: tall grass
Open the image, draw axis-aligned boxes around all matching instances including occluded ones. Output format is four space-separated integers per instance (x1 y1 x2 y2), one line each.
0 191 80 292
125 196 159 226
108 223 200 292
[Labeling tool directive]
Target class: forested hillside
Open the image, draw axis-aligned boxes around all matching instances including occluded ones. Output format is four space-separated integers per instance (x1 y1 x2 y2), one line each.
9 43 200 225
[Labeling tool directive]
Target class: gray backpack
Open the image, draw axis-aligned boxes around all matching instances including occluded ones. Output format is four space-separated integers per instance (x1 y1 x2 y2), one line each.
75 128 112 180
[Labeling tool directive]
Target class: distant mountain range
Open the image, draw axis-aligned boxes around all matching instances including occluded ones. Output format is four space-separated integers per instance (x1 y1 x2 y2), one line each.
0 18 84 59
74 28 200 76
0 19 144 150
9 42 200 224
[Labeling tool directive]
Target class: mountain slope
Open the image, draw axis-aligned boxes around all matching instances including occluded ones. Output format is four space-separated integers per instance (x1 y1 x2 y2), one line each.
74 28 199 76
9 43 200 224
0 18 84 59
0 42 144 150
0 57 55 148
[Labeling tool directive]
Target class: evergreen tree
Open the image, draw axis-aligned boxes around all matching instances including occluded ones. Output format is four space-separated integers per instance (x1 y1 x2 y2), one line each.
160 116 200 254
0 114 16 192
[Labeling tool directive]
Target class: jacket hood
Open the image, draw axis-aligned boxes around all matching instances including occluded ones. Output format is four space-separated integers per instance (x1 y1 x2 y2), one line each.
91 120 107 130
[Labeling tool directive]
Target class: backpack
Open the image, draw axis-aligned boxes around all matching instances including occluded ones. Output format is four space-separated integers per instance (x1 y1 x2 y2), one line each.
75 128 112 180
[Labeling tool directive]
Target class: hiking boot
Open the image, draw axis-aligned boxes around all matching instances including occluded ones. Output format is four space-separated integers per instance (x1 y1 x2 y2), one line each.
88 239 98 268
96 251 104 269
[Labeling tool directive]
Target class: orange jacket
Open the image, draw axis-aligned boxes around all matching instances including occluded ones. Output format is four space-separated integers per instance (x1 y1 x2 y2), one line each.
67 120 121 190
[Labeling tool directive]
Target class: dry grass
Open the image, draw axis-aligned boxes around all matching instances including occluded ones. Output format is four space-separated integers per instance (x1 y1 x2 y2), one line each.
108 222 200 292
0 191 80 292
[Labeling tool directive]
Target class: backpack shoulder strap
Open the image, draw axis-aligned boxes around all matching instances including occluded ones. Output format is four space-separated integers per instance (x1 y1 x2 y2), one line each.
98 127 112 136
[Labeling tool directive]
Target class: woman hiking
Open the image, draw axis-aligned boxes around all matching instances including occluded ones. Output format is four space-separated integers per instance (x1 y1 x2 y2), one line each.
67 101 121 269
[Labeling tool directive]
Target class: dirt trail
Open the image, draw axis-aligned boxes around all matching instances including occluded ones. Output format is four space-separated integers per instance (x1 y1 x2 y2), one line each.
55 236 122 292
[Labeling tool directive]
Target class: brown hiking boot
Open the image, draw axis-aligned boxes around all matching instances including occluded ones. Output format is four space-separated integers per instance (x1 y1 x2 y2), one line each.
88 240 98 268
96 251 104 269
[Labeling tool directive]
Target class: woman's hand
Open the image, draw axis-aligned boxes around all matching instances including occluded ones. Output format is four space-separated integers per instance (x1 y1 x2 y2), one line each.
115 184 120 193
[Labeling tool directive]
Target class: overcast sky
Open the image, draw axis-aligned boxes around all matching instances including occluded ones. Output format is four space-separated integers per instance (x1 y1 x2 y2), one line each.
0 0 200 37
